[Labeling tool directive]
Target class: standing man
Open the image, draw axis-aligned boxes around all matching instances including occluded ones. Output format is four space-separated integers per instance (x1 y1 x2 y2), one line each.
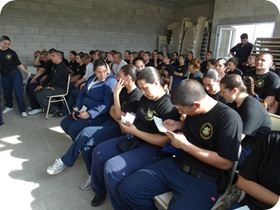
245 53 280 110
0 35 29 117
230 33 253 70
34 51 69 115
119 79 242 210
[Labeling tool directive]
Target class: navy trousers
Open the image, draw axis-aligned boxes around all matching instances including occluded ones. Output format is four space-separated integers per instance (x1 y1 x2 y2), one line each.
119 157 220 210
61 119 122 174
1 68 26 113
91 136 164 210
60 113 110 141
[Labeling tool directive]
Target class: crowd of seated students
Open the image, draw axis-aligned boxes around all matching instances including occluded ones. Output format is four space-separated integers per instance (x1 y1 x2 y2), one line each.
1 38 280 209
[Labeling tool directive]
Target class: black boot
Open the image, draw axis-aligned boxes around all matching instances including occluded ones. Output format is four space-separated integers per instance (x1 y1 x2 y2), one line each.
91 193 106 207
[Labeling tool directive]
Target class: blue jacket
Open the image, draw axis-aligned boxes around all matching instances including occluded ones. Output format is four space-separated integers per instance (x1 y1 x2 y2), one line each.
76 74 117 119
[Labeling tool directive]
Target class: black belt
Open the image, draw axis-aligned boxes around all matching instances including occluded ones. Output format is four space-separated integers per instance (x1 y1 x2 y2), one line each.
181 164 220 185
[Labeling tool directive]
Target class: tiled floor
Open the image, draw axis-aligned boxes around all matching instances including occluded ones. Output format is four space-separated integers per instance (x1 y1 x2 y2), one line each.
0 107 113 210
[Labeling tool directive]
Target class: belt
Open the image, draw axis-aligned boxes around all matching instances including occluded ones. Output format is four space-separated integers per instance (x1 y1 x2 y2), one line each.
182 164 220 185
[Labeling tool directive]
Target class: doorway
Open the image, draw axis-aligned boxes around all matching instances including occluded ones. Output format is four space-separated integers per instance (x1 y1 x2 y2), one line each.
214 22 275 59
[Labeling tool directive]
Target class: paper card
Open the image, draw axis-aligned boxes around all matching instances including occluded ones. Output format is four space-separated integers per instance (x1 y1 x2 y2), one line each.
154 116 167 133
121 112 136 124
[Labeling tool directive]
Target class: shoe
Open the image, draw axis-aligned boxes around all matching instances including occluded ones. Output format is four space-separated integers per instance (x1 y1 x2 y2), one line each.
2 107 13 114
46 158 67 175
53 111 66 118
21 112 28 118
28 108 43 115
0 122 5 128
79 175 91 191
91 193 106 207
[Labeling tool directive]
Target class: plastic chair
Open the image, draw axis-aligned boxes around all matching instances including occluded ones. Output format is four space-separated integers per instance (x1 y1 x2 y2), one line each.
154 146 242 210
269 113 280 131
45 75 70 119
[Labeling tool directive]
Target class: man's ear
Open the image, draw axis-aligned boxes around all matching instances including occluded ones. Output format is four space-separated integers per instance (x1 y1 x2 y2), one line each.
193 101 201 109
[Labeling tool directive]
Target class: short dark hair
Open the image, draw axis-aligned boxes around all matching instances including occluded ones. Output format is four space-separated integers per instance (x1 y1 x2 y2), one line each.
227 57 239 66
0 35 11 42
133 57 145 65
240 33 248 39
70 50 77 56
171 79 207 106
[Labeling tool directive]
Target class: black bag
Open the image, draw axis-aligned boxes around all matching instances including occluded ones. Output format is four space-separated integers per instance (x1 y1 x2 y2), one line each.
118 136 142 152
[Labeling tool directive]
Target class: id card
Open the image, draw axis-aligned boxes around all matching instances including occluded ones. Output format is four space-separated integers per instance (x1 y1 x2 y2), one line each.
121 112 136 124
154 116 167 133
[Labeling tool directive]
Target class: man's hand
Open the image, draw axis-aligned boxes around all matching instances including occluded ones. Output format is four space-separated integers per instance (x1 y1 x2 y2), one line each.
163 119 178 132
34 85 43 91
44 86 55 90
165 130 189 149
40 75 47 82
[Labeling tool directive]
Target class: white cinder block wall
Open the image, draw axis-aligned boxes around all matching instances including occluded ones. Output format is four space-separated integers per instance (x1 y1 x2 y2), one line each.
1 0 279 66
210 0 280 51
0 0 177 66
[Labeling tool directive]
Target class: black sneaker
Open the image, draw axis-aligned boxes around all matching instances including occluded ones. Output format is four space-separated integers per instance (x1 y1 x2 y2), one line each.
53 111 66 118
91 193 106 207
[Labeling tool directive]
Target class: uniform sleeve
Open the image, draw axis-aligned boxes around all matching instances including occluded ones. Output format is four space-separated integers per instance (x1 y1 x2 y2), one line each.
215 110 242 161
87 78 117 119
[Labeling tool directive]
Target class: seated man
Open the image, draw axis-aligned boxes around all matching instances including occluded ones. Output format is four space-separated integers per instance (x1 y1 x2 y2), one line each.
231 131 280 209
245 53 280 110
34 50 69 115
119 79 242 210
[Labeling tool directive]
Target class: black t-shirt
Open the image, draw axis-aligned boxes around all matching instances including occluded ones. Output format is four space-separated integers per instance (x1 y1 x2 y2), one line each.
189 70 203 84
0 48 21 75
240 131 280 210
159 64 175 76
175 64 188 77
208 91 226 104
119 87 142 113
72 64 86 78
42 61 69 90
176 102 242 176
41 60 53 77
145 60 154 67
230 96 271 145
230 42 253 64
134 94 180 135
227 68 243 76
68 60 79 72
245 70 280 99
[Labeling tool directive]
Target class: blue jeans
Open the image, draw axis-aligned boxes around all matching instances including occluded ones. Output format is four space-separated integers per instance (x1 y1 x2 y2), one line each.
60 113 110 140
0 76 3 124
91 136 164 210
61 119 123 174
119 157 220 210
1 68 26 113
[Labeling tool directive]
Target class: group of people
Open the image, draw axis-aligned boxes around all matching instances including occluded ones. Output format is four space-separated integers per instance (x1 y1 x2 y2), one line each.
1 33 280 210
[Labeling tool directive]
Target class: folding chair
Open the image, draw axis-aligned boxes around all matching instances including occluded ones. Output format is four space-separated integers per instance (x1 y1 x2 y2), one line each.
154 146 242 210
45 75 70 119
269 113 280 131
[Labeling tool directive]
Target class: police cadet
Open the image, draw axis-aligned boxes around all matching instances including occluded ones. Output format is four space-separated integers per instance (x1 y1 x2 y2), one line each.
119 79 242 210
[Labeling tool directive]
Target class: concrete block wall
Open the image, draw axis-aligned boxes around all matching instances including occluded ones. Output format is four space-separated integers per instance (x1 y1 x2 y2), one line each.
209 0 280 52
0 0 177 66
176 0 215 25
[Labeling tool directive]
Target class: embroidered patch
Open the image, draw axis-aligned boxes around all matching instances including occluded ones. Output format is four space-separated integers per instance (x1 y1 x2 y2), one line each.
200 122 213 140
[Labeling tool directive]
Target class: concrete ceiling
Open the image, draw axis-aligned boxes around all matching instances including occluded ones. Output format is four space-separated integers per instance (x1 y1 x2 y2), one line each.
151 0 214 6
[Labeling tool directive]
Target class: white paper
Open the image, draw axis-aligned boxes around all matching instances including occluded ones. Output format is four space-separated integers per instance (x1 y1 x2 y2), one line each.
154 116 167 133
121 112 135 124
